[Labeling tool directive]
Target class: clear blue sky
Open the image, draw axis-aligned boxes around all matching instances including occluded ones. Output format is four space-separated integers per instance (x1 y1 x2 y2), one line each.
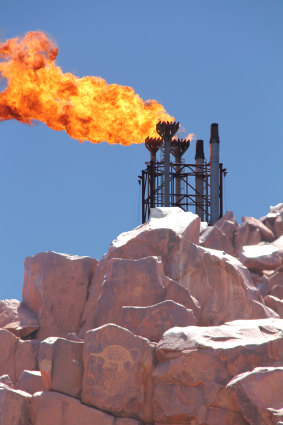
0 0 282 300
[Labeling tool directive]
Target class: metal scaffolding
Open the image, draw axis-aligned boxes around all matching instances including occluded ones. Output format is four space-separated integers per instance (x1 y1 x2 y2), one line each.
139 121 227 224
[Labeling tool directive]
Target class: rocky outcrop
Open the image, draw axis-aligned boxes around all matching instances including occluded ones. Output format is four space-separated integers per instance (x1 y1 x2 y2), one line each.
38 337 83 397
0 299 39 338
153 318 283 424
1 204 283 424
22 252 97 340
82 324 155 423
227 367 283 424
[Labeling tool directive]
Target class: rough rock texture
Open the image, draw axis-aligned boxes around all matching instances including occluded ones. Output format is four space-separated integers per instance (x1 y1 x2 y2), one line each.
264 295 283 317
0 299 39 338
200 210 237 256
153 319 283 424
82 324 155 423
227 367 283 425
38 337 83 398
0 329 18 382
239 244 282 271
80 208 200 335
242 216 275 242
268 271 283 291
22 251 97 340
16 371 44 395
274 211 283 238
95 256 166 327
234 222 261 256
15 339 40 383
0 383 31 425
0 374 14 388
121 300 196 342
171 241 276 325
30 391 115 425
271 284 283 299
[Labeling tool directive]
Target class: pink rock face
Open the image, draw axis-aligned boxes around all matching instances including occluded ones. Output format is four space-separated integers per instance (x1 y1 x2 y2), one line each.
0 299 39 338
80 208 200 335
234 222 261 256
153 319 283 424
30 391 115 425
239 244 282 271
271 284 283 299
0 384 31 425
121 300 196 342
94 257 165 327
0 374 14 388
163 278 200 321
264 296 283 317
200 211 237 256
22 251 97 340
15 339 40 383
200 225 235 256
272 235 283 260
82 324 155 423
0 330 40 384
38 337 83 398
171 240 275 326
0 329 18 382
274 211 283 238
268 271 283 291
227 367 283 425
16 370 44 395
116 419 142 425
242 216 275 242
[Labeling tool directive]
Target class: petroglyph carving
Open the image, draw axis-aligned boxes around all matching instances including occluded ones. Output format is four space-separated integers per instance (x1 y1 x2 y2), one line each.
89 344 138 373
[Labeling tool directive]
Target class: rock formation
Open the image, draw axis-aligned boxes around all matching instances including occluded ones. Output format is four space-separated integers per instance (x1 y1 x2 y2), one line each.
0 203 283 424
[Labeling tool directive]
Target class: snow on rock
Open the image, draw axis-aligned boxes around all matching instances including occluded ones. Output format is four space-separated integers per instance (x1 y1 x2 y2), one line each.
239 244 282 271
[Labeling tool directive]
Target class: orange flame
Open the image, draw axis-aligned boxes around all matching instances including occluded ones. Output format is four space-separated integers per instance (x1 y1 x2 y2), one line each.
0 31 174 145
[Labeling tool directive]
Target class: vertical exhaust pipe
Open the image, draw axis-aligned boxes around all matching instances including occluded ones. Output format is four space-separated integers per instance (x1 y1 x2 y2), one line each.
195 139 205 221
210 123 220 225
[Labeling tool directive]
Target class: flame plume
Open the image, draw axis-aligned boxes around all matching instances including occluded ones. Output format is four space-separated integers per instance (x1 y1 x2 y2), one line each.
0 31 174 145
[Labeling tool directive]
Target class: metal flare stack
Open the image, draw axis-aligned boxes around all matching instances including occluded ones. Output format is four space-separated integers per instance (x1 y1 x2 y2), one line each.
140 121 226 224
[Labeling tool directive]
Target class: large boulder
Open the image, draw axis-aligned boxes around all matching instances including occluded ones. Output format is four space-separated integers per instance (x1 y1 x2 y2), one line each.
16 371 44 395
94 257 166 328
0 330 17 382
153 319 283 424
15 339 40 383
242 216 275 242
199 211 237 256
82 324 155 423
227 367 283 425
0 299 39 338
30 391 115 425
80 208 200 335
0 383 31 425
239 244 282 271
170 241 276 326
234 222 261 256
121 300 196 342
22 251 97 340
0 330 39 384
38 337 83 398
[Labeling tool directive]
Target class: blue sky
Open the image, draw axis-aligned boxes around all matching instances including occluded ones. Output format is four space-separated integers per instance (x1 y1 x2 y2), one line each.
0 0 282 300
